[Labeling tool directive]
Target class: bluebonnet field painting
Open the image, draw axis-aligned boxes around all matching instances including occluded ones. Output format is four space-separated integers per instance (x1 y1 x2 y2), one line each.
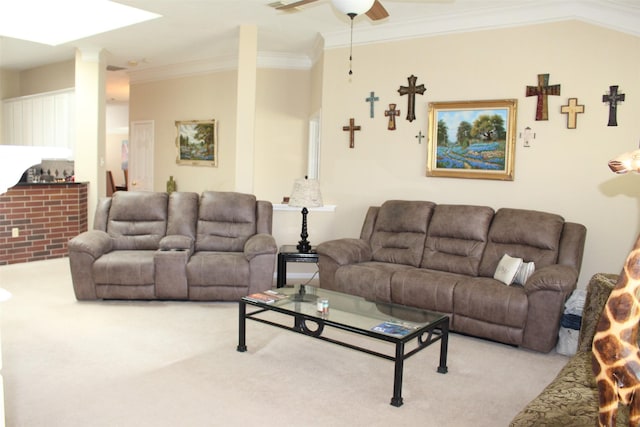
435 108 508 171
427 100 516 180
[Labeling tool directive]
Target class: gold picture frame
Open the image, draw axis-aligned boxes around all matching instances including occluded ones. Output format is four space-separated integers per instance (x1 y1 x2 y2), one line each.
175 119 217 166
427 99 517 180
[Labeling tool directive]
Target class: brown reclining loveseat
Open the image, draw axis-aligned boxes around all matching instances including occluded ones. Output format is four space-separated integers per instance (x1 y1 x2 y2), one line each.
68 190 277 301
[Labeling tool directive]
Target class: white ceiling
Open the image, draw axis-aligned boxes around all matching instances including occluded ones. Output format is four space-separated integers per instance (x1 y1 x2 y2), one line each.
1 0 640 101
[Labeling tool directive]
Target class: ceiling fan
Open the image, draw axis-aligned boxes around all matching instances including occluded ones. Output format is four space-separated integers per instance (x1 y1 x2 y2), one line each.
275 0 451 75
275 0 390 20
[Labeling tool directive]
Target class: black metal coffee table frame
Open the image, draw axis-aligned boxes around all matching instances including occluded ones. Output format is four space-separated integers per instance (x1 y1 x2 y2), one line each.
237 287 449 407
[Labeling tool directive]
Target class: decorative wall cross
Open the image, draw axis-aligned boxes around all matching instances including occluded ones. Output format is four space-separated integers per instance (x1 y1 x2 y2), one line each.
342 118 361 149
560 98 585 129
602 85 625 126
416 131 425 144
384 104 400 130
398 75 426 122
526 73 561 121
365 91 379 118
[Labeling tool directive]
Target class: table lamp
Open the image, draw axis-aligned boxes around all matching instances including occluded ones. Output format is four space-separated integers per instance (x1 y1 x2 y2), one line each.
609 147 640 173
288 176 323 253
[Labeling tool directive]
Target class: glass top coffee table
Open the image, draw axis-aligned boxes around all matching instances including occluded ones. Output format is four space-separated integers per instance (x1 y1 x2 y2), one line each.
237 284 449 407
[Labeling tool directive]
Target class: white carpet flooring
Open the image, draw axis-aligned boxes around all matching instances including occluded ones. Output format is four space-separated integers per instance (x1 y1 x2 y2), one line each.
0 258 569 426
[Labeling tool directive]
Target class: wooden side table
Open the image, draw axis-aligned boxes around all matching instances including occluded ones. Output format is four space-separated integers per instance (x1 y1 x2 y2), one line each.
277 245 319 288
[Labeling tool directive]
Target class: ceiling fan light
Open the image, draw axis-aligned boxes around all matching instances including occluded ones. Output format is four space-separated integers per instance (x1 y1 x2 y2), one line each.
332 0 375 17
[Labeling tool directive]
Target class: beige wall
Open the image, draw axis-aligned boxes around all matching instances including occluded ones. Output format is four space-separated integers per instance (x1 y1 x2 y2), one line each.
19 60 75 96
129 71 239 192
254 68 311 201
316 20 640 287
129 67 312 198
0 69 20 99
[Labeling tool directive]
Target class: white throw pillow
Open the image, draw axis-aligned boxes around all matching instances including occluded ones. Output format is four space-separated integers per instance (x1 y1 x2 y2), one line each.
494 254 523 285
514 261 535 285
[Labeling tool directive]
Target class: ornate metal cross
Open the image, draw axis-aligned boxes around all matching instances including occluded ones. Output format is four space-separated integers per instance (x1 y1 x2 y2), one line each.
560 98 585 129
602 85 625 126
385 104 400 130
416 131 425 144
526 73 561 121
342 118 361 148
365 91 379 118
398 75 426 122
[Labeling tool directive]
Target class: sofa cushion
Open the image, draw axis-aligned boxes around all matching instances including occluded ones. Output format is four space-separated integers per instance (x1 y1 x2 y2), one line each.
186 252 249 287
479 208 564 277
454 278 528 329
421 204 494 276
196 191 257 252
390 268 460 314
107 192 169 250
369 200 435 267
167 191 199 238
93 250 156 285
335 262 414 302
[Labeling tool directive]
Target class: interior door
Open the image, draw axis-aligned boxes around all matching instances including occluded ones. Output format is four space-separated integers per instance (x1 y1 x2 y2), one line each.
129 120 154 191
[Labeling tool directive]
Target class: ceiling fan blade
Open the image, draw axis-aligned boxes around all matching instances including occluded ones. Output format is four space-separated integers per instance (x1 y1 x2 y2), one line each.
275 0 319 10
366 0 389 20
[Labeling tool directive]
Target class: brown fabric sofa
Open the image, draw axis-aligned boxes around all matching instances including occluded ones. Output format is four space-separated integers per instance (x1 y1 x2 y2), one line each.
317 200 587 352
68 191 277 301
510 273 625 426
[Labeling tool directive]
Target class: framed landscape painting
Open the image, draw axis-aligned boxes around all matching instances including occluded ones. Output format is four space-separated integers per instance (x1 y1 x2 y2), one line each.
175 119 217 167
427 99 517 180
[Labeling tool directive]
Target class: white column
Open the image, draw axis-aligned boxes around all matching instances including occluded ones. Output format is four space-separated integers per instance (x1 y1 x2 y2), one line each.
234 25 257 194
75 48 106 228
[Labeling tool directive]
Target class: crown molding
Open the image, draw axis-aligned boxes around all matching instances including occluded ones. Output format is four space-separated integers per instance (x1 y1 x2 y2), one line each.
321 0 640 49
127 0 640 84
128 51 312 84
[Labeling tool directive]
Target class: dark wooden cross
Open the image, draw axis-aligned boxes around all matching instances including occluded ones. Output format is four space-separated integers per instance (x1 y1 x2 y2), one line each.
398 75 426 122
526 74 561 121
602 85 625 126
342 118 361 148
560 98 585 129
416 131 425 144
384 104 400 130
365 91 379 118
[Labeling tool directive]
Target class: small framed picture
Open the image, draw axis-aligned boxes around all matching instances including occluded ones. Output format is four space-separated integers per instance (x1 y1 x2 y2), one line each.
427 99 517 180
175 119 217 167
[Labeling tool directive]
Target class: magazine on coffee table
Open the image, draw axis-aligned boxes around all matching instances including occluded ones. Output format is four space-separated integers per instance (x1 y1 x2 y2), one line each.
245 290 288 304
371 321 419 337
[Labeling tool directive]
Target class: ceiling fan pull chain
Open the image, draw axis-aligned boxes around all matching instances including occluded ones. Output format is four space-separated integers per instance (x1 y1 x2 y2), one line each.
348 13 355 75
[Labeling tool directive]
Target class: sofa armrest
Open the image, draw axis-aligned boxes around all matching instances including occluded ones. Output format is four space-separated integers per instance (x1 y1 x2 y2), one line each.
159 235 194 255
520 264 580 352
316 238 372 265
68 230 112 259
68 230 112 300
317 239 372 292
523 264 579 295
244 233 277 260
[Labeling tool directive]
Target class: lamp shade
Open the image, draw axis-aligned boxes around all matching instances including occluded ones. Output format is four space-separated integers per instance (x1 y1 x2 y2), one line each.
609 149 640 174
289 178 323 208
332 0 375 16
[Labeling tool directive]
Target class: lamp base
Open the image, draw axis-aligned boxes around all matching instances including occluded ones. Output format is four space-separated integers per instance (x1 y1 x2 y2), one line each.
289 285 318 302
297 240 312 253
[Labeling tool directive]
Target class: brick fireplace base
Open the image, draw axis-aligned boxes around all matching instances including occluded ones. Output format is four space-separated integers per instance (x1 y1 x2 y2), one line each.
0 183 88 265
